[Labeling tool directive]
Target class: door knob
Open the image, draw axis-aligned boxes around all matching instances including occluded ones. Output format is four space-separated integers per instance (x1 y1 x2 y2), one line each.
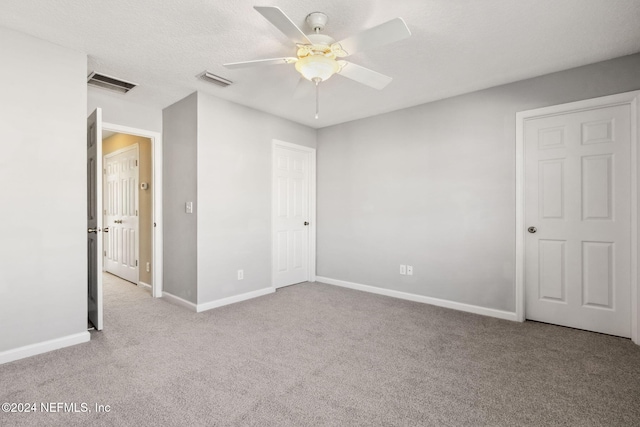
304 221 309 226
103 227 109 233
528 226 537 234
88 228 98 233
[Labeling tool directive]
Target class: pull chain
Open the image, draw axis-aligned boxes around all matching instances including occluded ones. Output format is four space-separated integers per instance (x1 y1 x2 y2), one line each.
313 77 321 119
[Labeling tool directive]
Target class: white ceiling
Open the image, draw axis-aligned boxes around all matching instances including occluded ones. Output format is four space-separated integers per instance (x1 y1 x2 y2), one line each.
2 0 639 128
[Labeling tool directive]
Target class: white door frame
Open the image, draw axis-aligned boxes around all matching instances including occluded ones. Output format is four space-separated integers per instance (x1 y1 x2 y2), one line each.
515 90 640 344
271 139 317 287
102 122 163 298
103 143 140 284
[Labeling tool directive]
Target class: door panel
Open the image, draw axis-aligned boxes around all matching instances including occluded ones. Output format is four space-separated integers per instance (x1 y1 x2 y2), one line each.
525 104 631 337
538 239 566 302
87 108 103 331
273 145 310 288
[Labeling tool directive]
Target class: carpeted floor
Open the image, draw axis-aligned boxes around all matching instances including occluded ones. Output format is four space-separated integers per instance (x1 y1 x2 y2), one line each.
1 274 640 426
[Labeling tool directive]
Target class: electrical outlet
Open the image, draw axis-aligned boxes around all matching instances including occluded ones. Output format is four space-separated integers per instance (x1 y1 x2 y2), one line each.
237 269 244 280
400 264 406 275
185 201 193 214
146 262 150 273
407 265 413 276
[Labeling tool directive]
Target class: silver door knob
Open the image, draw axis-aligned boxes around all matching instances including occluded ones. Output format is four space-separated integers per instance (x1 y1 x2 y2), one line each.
88 228 98 233
528 226 537 234
103 227 109 233
304 221 309 226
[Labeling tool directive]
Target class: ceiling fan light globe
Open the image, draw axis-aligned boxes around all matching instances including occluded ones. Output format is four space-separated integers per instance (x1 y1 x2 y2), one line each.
295 55 340 82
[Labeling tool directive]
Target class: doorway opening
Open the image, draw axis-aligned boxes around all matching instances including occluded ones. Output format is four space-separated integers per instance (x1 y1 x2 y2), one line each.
101 122 162 303
102 135 148 289
87 112 163 331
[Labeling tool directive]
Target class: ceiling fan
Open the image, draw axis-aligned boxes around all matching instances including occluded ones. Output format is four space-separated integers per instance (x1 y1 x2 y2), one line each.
223 6 411 118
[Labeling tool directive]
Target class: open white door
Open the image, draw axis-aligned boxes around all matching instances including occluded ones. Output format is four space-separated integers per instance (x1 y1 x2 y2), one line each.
87 108 103 330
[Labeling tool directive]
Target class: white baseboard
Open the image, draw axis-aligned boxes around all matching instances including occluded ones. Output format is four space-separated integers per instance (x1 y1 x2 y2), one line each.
0 331 90 365
315 276 517 321
162 288 275 313
138 281 151 289
161 291 197 312
197 287 275 313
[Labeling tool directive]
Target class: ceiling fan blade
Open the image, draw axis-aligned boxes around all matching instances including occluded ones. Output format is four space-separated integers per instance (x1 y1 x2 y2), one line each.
254 6 312 45
223 57 297 69
337 61 393 90
336 18 411 57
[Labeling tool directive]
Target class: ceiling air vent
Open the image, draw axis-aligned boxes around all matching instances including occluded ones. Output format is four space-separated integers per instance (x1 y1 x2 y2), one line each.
87 72 137 94
198 71 232 88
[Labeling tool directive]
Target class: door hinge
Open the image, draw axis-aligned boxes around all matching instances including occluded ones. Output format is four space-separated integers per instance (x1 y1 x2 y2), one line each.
135 160 138 166
136 210 138 216
104 250 106 256
153 222 156 227
136 260 138 267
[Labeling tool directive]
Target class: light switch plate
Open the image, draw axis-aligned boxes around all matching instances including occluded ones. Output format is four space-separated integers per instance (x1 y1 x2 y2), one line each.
185 202 193 214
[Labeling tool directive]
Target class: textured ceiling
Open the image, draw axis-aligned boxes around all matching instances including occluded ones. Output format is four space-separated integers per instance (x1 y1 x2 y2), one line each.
1 0 639 128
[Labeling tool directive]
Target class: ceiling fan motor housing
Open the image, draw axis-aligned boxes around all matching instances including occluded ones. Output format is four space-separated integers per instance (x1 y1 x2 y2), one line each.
306 12 328 32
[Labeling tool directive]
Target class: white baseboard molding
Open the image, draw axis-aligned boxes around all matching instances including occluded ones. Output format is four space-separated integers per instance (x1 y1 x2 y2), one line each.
197 287 275 313
138 281 152 289
161 291 198 312
0 331 90 365
316 276 517 321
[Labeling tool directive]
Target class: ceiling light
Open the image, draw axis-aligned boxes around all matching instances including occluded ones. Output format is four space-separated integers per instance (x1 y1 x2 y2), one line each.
295 55 340 82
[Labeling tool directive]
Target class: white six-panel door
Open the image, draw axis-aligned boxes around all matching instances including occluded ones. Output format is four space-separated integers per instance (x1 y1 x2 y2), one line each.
273 144 311 288
103 145 139 284
524 104 632 337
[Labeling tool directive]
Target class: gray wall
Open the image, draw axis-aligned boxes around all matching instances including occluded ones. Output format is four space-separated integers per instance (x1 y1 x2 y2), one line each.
0 27 87 351
162 93 198 303
316 53 640 312
196 92 316 303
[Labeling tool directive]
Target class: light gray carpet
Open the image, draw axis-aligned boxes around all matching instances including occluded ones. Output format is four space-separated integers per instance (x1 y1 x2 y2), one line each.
1 274 639 426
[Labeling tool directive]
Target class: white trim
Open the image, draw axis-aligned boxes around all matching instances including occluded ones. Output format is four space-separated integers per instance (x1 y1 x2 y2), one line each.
631 93 639 344
102 122 163 299
0 332 90 365
515 90 640 344
271 140 317 287
138 281 151 289
316 276 517 321
196 288 275 313
161 291 197 312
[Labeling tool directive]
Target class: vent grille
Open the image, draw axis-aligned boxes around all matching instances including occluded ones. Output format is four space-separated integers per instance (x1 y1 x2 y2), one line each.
198 71 232 87
87 72 137 94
